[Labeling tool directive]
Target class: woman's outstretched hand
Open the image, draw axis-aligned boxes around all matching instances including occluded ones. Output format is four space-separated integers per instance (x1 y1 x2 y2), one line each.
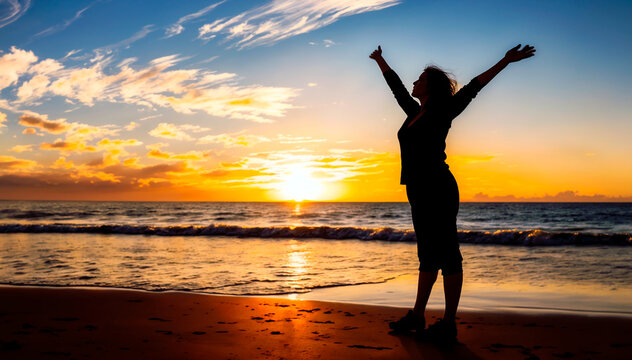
503 44 536 63
370 45 391 73
369 45 383 61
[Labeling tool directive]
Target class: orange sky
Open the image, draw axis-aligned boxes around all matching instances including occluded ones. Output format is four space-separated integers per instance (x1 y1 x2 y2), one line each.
1 1 632 202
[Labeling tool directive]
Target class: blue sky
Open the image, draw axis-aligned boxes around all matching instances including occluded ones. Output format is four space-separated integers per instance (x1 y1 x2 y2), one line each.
1 0 631 201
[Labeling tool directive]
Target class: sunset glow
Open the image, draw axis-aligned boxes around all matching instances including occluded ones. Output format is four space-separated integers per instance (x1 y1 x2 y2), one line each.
0 1 631 201
278 166 326 202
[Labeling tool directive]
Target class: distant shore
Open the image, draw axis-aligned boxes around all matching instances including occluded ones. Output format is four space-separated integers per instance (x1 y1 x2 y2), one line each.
1 286 630 359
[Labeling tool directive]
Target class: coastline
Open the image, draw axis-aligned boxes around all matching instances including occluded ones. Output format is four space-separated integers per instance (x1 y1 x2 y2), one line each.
290 274 632 318
1 285 631 359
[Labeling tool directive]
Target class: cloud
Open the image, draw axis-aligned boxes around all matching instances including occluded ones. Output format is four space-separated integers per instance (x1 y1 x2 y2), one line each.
165 1 224 38
139 114 163 121
0 0 31 29
63 49 82 59
229 148 396 189
39 137 141 161
198 133 270 147
5 48 299 122
96 138 142 149
198 0 400 48
0 111 6 132
9 144 34 153
97 24 155 52
52 156 74 169
40 139 96 152
14 58 63 103
149 123 194 141
470 190 632 202
124 121 140 131
31 2 96 40
147 147 208 161
0 154 37 169
22 127 39 135
18 111 72 134
0 46 38 90
65 122 120 142
179 124 212 133
276 134 326 144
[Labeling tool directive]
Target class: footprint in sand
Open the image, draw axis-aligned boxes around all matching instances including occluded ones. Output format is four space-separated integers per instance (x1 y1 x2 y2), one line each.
148 317 170 322
348 345 392 350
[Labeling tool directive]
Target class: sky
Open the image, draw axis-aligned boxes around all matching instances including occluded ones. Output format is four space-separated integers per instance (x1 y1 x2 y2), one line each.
1 0 631 202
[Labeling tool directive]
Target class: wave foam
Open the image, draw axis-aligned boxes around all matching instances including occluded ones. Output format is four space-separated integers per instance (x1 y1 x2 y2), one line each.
1 223 630 246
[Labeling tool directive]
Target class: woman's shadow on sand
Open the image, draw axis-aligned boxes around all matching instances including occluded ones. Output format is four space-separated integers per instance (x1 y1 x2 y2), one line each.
392 332 484 360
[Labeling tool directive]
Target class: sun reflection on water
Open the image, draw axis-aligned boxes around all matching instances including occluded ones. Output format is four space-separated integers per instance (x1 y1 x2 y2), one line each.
292 202 302 217
284 240 311 290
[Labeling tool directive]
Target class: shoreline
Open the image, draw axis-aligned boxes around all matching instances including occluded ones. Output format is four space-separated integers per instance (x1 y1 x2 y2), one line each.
4 272 631 319
1 285 631 359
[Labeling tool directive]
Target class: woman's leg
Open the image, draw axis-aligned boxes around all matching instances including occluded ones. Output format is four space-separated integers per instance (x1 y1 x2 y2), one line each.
442 271 463 323
414 270 438 317
442 170 462 323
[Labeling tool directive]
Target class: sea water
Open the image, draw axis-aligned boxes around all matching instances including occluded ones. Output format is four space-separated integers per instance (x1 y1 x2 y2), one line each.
1 201 630 314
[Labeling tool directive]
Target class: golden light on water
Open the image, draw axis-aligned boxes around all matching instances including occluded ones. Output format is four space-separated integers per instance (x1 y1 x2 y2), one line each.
285 240 311 292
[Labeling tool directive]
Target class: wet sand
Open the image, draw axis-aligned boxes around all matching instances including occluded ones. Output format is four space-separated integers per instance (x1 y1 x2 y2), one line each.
1 286 630 359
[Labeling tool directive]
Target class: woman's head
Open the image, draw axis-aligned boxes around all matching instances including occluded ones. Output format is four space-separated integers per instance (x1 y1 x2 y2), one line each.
412 65 456 104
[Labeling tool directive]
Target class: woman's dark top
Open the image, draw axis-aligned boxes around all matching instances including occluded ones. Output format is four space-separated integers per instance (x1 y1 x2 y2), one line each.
382 69 483 185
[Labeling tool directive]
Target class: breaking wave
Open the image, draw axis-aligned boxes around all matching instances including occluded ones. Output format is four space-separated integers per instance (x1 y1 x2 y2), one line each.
0 223 630 246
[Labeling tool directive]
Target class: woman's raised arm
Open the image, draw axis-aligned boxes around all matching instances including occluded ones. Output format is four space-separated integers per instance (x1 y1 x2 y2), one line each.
369 45 392 73
476 44 536 87
370 46 420 116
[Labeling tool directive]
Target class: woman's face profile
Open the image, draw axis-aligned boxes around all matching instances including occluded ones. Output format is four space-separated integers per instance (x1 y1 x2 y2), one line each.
412 72 428 99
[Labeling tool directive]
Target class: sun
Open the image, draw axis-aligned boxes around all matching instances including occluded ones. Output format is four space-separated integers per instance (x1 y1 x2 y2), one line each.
280 167 324 202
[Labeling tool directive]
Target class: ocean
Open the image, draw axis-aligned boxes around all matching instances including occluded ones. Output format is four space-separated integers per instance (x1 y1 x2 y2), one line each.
1 200 631 314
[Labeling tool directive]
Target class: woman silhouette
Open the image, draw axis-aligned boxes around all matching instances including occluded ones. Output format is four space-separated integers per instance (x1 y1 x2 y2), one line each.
370 44 535 343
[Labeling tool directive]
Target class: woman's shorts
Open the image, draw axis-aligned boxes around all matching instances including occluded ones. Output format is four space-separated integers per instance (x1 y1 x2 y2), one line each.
406 169 463 275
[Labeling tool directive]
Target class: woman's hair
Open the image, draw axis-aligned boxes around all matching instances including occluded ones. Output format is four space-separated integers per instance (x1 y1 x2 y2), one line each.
423 65 456 108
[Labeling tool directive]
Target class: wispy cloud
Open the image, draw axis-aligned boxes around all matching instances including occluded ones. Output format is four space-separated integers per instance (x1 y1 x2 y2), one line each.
198 133 271 147
276 134 326 144
63 49 82 59
31 1 97 40
0 0 31 29
139 114 163 121
198 0 401 48
3 47 299 122
165 1 224 38
149 123 210 141
146 143 208 161
0 111 6 133
97 24 155 52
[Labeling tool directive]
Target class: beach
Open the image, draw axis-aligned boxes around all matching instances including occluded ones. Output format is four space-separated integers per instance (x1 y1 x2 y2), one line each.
1 201 631 359
1 286 631 359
